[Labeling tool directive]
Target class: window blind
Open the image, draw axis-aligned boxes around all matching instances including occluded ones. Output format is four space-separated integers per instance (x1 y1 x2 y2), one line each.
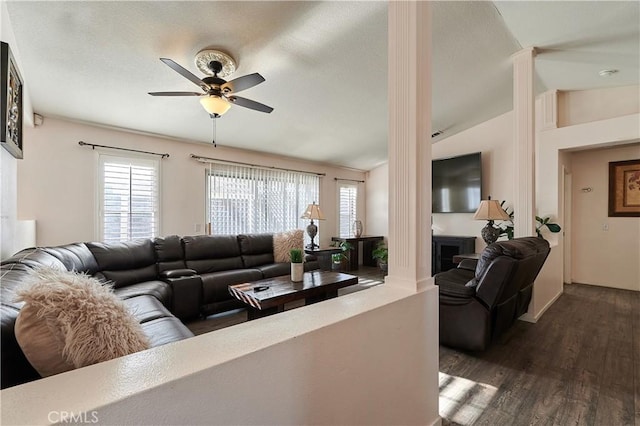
339 184 358 237
99 154 159 242
207 164 320 241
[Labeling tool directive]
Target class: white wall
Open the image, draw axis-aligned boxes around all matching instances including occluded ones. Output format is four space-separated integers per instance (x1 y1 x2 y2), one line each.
431 111 514 253
569 144 640 291
16 117 365 249
1 285 441 426
1 0 35 259
0 148 17 259
365 162 388 238
558 85 640 127
366 111 515 254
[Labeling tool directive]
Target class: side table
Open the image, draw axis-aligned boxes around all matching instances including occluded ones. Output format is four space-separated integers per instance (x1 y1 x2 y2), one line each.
331 236 384 271
304 247 342 271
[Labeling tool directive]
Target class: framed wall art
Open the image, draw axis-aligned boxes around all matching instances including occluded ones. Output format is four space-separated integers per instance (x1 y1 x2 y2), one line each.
608 159 640 217
1 41 24 159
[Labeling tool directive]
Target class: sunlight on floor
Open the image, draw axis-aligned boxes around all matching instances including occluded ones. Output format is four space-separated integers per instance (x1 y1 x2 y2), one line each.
357 278 384 287
439 372 498 425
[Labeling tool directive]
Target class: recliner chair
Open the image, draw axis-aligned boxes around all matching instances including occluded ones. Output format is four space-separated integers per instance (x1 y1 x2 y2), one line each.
435 237 550 351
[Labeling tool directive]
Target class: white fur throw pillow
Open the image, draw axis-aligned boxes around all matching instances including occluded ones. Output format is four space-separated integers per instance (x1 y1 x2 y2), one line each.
273 229 304 263
14 267 150 377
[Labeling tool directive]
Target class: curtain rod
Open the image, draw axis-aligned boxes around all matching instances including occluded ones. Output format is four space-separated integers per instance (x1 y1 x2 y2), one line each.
79 141 169 158
190 154 326 177
335 177 365 183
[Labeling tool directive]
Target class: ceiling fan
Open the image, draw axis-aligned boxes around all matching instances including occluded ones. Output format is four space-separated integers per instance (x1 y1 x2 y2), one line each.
148 49 273 118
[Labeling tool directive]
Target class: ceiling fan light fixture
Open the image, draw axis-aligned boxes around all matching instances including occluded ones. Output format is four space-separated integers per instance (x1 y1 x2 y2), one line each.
200 95 231 116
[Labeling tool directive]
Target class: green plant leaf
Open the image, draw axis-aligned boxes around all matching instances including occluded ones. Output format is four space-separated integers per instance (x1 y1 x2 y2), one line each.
546 223 561 233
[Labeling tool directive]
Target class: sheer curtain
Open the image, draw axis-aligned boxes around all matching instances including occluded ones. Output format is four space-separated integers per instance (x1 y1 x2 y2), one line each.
207 163 320 240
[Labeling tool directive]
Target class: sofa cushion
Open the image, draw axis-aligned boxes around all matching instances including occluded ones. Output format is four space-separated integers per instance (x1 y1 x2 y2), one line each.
87 240 157 288
273 229 304 263
256 263 290 278
238 234 275 267
140 317 194 347
183 235 244 273
14 267 150 377
42 244 99 275
123 295 173 324
154 235 187 273
112 280 172 308
1 248 67 272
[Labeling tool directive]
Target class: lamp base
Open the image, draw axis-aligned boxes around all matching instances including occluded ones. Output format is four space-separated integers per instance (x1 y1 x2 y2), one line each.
306 221 318 250
481 220 501 245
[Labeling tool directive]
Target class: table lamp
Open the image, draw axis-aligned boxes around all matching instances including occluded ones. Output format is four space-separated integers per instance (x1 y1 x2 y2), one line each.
301 201 325 249
473 196 510 245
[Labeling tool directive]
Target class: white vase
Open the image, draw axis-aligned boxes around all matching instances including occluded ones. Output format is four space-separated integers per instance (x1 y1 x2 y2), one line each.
291 262 304 282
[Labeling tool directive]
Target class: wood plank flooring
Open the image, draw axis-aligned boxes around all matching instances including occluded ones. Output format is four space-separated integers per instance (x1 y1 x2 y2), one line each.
440 283 640 426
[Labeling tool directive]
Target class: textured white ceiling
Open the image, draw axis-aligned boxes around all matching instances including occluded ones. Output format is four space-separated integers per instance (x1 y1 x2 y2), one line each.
5 1 639 170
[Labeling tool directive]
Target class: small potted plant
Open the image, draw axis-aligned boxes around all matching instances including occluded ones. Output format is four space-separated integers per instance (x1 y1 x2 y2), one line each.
330 241 353 271
290 248 304 282
372 243 388 273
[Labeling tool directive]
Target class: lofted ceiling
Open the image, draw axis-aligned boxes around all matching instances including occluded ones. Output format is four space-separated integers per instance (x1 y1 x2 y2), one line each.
4 1 639 171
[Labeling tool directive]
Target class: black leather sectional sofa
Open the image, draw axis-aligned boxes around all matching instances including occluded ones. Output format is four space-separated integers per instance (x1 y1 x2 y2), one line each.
0 233 318 389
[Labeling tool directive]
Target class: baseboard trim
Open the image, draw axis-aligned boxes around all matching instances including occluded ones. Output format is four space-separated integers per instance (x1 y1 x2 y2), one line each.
518 289 563 323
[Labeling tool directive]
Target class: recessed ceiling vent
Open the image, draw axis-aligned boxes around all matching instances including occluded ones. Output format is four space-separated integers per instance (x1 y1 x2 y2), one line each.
598 69 618 77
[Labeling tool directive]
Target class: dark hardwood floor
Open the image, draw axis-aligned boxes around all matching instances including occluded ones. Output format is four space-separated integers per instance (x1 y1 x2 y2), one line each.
440 283 640 426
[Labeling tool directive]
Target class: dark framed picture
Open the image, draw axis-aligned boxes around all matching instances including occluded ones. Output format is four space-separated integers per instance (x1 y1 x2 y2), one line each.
608 159 640 217
1 41 24 159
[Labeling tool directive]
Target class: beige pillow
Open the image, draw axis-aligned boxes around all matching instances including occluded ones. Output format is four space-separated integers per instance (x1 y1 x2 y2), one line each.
273 229 304 263
14 267 150 377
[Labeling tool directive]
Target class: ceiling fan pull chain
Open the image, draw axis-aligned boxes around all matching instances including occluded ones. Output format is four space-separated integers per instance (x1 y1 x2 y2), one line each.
211 115 217 147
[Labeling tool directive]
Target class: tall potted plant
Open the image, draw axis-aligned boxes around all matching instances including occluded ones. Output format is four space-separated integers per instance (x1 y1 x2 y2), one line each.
290 248 304 282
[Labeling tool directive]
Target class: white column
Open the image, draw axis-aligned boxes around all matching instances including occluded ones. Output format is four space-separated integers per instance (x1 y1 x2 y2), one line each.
512 47 536 237
387 1 432 290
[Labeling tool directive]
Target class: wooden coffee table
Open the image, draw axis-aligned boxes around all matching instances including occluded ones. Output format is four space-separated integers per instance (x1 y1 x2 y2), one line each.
228 270 358 320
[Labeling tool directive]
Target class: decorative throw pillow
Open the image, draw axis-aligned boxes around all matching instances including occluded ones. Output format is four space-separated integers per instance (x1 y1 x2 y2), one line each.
273 229 304 263
14 267 150 377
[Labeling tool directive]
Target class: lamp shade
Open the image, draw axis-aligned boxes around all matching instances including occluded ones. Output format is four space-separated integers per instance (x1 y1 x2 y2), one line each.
200 95 231 116
473 199 510 221
301 202 326 220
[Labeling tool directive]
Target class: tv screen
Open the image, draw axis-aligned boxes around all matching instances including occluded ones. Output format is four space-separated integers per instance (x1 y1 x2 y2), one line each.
432 152 482 213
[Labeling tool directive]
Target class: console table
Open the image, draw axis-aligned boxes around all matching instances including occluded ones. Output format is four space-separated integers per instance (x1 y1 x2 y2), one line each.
331 235 384 271
432 235 476 275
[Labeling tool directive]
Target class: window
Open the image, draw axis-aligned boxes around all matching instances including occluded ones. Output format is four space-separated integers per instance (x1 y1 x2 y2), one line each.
206 164 320 240
98 154 160 242
338 184 358 237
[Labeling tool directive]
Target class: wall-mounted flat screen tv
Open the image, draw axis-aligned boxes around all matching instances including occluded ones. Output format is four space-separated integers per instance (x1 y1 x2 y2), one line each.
432 152 482 213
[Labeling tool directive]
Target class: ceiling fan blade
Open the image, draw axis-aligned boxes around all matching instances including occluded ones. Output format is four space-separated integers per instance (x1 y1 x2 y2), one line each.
228 96 274 113
159 58 208 90
221 73 265 93
148 91 203 96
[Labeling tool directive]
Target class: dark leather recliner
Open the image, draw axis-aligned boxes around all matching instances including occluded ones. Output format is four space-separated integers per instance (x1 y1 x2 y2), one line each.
435 237 551 351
